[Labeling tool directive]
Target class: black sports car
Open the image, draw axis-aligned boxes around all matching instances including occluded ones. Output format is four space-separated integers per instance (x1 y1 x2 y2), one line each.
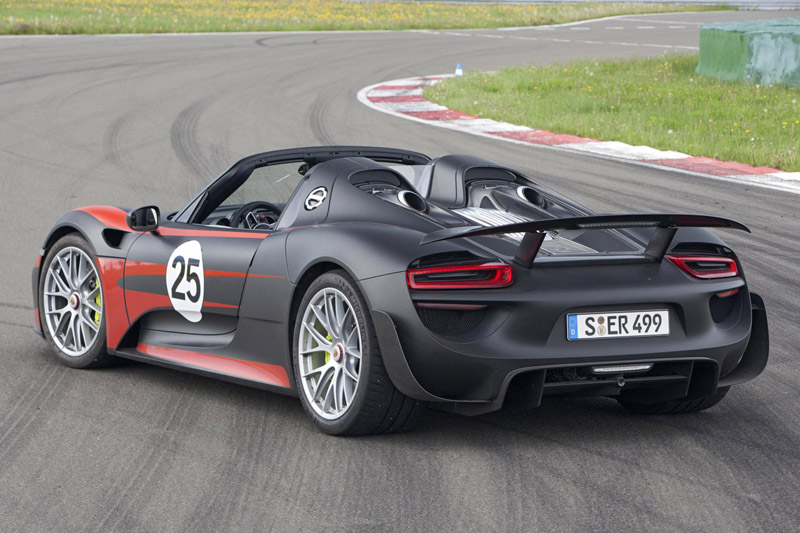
32 146 769 435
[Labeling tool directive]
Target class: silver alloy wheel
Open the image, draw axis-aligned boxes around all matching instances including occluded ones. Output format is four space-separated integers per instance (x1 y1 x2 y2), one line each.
298 287 362 420
43 246 103 357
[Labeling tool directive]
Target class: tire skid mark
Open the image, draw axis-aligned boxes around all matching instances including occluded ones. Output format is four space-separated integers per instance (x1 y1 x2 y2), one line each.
254 35 318 49
46 71 156 200
183 402 267 529
170 99 221 191
0 146 78 174
0 301 32 311
93 383 197 532
104 113 133 169
307 93 337 146
476 405 800 492
0 320 32 329
47 59 186 134
102 112 154 205
0 364 67 467
0 61 146 88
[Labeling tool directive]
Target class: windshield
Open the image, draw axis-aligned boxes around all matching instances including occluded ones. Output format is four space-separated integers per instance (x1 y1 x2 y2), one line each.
220 162 305 207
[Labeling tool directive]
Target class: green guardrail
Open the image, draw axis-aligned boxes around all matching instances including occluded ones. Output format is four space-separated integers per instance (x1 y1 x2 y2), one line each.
697 18 800 87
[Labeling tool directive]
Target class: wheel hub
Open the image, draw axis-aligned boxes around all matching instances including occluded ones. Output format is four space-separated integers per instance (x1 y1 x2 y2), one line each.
69 293 80 310
332 343 344 364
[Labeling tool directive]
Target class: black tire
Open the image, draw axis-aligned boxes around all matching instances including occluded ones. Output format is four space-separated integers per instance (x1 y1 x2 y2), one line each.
292 270 425 436
38 234 116 369
617 387 730 415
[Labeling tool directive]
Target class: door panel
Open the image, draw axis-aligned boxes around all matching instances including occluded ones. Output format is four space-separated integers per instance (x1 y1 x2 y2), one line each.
123 222 268 333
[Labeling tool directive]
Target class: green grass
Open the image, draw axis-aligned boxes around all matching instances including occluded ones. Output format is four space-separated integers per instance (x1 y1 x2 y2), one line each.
0 1 730 35
425 54 800 171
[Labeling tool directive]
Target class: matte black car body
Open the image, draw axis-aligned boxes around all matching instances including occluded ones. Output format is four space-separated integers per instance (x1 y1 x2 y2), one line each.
32 146 769 417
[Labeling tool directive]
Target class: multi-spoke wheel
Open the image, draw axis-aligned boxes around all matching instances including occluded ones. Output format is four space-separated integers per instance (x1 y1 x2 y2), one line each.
298 287 362 420
292 270 424 436
39 234 115 368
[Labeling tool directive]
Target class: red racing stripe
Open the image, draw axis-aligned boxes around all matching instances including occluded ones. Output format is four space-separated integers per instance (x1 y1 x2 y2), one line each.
206 270 285 279
125 290 172 322
125 289 241 319
125 261 167 277
125 263 282 280
205 269 247 278
76 206 134 232
137 343 290 387
204 301 239 310
96 257 128 349
157 227 269 239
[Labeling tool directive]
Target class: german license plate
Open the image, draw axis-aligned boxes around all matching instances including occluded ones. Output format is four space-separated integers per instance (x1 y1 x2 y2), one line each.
567 310 669 341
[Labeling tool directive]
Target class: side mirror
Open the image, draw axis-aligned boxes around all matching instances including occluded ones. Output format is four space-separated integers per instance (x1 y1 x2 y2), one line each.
126 205 160 232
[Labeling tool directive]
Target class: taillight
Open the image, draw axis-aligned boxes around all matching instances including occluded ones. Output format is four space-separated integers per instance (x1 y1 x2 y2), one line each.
666 255 739 280
406 262 513 290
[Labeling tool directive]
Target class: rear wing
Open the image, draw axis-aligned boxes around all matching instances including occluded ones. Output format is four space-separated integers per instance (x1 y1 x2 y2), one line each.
420 214 750 268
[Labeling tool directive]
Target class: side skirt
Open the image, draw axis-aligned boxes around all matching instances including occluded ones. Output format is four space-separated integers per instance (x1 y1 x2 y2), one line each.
114 345 297 398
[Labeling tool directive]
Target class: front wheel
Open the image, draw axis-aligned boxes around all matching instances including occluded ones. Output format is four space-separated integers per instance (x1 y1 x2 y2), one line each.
292 270 424 436
39 234 116 368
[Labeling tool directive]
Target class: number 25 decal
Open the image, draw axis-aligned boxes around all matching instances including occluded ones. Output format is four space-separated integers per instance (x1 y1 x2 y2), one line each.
166 240 204 322
170 256 201 302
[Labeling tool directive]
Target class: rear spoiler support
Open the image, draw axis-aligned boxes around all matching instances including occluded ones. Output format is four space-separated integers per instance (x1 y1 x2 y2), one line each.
515 231 547 268
421 214 750 268
643 226 678 262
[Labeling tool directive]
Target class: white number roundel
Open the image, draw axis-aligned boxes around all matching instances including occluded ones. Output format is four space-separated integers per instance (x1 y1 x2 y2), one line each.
166 240 205 323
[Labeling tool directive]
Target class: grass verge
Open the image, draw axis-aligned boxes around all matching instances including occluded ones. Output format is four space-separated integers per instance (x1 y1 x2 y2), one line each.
0 1 729 34
425 54 800 172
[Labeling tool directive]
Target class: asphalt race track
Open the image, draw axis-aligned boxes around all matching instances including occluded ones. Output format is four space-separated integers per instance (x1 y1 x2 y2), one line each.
1 10 799 532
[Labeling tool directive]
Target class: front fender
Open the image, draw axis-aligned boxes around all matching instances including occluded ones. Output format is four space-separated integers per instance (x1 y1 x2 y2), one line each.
40 206 140 260
33 206 142 343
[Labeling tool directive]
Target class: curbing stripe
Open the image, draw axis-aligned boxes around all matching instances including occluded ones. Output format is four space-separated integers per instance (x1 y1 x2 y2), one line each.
492 130 598 145
367 95 427 103
648 156 780 176
404 109 477 121
356 74 800 195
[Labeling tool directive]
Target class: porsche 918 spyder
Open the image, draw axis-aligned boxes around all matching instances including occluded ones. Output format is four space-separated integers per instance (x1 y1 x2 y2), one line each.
32 146 769 435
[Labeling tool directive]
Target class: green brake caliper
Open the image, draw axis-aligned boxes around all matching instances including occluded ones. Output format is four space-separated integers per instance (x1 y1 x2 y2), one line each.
324 333 332 364
93 278 102 326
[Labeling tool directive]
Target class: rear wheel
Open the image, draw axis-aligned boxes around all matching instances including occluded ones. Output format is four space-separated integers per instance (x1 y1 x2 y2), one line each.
39 234 115 368
617 387 729 415
292 270 424 436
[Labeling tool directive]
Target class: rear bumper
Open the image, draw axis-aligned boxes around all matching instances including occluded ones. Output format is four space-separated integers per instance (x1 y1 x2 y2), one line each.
373 292 768 416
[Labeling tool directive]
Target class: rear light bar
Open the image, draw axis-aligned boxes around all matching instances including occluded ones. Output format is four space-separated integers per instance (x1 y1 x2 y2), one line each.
666 255 739 280
407 262 513 290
